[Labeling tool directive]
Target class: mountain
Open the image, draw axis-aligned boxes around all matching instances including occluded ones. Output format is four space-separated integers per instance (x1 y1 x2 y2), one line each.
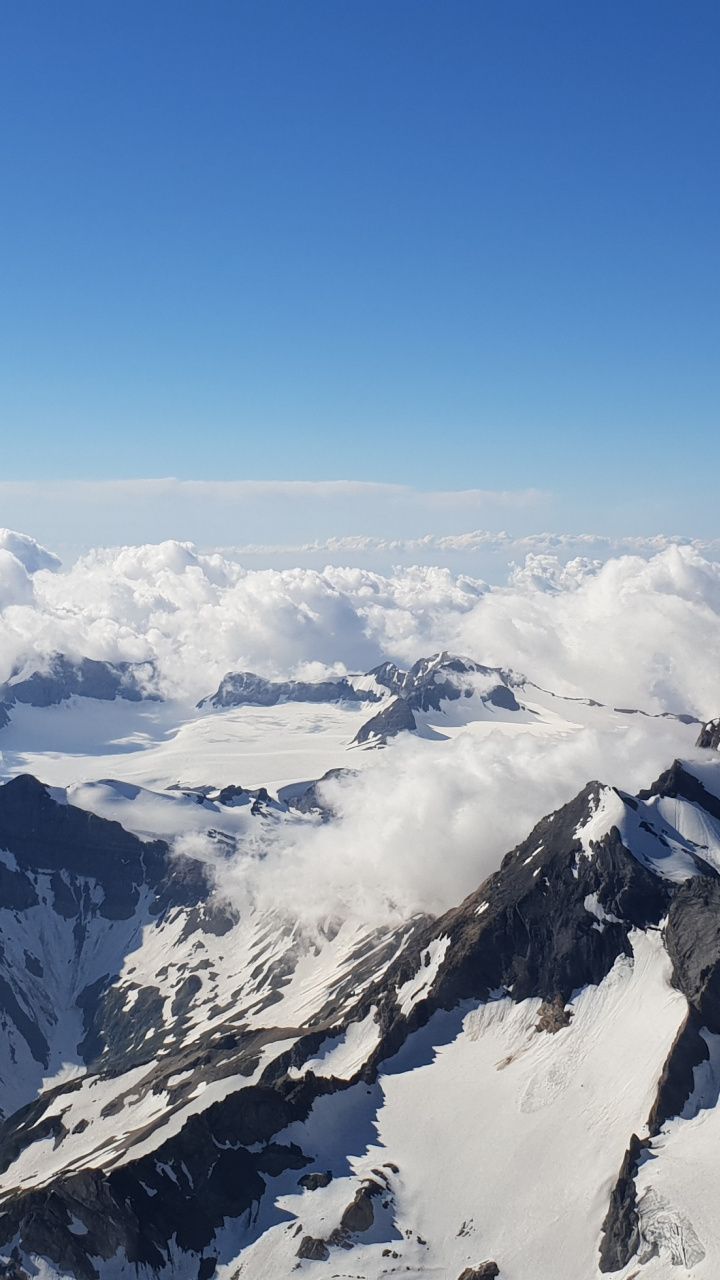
353 653 523 744
352 652 699 747
0 719 719 1278
198 671 377 710
0 654 160 713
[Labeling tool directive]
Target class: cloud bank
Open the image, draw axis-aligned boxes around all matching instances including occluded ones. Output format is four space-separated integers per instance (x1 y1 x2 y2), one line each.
0 529 718 720
194 716 698 921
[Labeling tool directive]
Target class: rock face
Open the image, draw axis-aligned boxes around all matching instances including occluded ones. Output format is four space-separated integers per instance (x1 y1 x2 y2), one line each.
0 753 719 1277
198 671 376 709
598 1134 646 1272
353 694 418 745
697 717 720 749
0 654 159 710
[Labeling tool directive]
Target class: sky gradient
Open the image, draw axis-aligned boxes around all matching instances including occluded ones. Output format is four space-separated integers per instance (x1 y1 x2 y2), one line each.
1 0 718 542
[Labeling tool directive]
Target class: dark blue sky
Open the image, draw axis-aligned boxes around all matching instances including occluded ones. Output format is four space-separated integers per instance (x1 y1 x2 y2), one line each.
1 0 718 535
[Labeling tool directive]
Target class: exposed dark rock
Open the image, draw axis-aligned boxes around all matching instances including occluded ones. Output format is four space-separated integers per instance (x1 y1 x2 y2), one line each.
0 863 38 912
0 775 178 920
353 696 417 745
457 1265 500 1280
535 995 572 1034
665 877 720 1031
0 1255 31 1280
339 1180 383 1233
198 672 375 710
0 977 49 1066
697 718 720 750
0 654 159 708
298 1170 332 1190
639 759 720 823
296 1236 329 1261
598 1134 647 1272
647 1008 710 1136
22 951 43 978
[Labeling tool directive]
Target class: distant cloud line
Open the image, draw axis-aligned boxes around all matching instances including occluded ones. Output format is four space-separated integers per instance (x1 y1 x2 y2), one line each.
0 478 548 509
217 530 720 558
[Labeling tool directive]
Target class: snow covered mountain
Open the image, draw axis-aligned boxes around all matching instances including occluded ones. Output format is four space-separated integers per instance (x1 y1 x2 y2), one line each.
198 671 375 710
351 652 698 747
0 701 718 1278
196 652 700 754
0 655 160 725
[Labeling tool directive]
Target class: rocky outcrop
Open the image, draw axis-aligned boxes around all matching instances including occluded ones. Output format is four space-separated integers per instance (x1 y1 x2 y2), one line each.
353 695 417 745
0 654 159 709
665 877 720 1031
457 1265 500 1280
697 717 720 749
640 758 720 823
598 1135 647 1273
339 1179 383 1233
198 671 375 710
296 1236 329 1260
298 1170 332 1190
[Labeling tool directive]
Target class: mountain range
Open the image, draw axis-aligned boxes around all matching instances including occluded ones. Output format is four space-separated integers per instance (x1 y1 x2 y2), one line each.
0 652 715 1278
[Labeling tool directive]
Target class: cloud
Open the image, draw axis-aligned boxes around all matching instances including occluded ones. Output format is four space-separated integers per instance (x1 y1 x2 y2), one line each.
0 529 60 574
186 714 697 922
217 529 720 561
0 484 551 564
0 552 34 610
0 532 718 719
0 478 547 509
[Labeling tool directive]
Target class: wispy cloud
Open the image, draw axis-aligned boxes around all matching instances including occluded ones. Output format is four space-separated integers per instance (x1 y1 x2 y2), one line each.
0 479 549 509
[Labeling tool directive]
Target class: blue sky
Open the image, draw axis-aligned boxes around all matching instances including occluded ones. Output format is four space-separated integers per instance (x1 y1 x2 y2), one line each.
1 0 718 545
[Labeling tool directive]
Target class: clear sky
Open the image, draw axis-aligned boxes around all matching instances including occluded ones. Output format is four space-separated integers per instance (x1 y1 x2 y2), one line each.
1 0 718 544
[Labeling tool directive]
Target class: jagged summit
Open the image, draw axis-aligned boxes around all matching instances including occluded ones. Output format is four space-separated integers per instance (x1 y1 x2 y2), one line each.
354 652 522 745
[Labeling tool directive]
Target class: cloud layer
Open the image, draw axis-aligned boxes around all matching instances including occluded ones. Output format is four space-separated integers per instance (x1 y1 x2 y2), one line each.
198 715 697 921
0 529 718 721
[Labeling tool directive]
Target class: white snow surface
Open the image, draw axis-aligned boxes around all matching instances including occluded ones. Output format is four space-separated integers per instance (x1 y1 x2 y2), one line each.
226 930 687 1280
